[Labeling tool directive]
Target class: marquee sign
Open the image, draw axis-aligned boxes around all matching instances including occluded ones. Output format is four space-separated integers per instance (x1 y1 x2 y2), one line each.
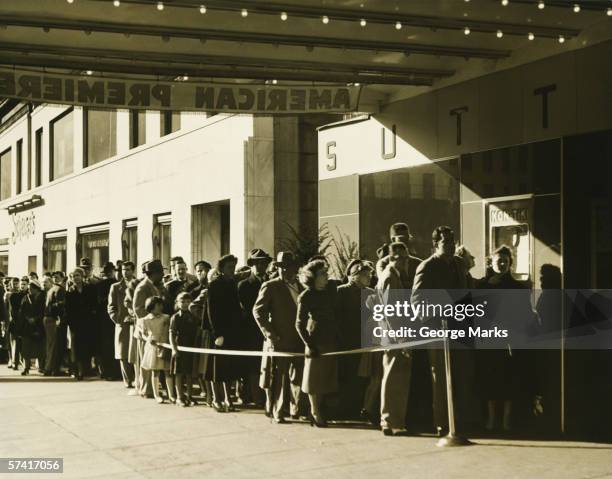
0 67 362 114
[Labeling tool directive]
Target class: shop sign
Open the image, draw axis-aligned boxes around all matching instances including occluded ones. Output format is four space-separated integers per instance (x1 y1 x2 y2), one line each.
86 239 109 249
11 211 36 245
0 67 362 114
490 207 529 225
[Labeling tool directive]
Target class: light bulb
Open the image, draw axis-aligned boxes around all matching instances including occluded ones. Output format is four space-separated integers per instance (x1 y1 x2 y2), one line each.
558 35 565 43
607 8 612 16
501 0 508 5
67 0 74 3
464 26 471 35
85 70 93 75
322 15 329 24
157 2 164 11
280 12 287 21
199 5 206 14
573 4 580 13
496 29 503 38
113 0 120 6
395 21 402 30
360 18 367 27
272 79 278 85
538 1 545 10
241 8 248 17
528 32 535 40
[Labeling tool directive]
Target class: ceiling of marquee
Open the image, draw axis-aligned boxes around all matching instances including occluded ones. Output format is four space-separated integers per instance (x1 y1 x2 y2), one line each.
0 0 610 105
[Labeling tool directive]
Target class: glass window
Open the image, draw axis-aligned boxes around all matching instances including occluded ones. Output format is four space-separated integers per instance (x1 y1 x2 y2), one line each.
160 111 181 137
80 230 109 276
50 109 74 181
16 140 22 194
34 128 42 187
0 147 11 201
0 255 8 275
153 215 171 272
129 110 147 148
85 109 117 166
44 235 67 273
122 221 138 264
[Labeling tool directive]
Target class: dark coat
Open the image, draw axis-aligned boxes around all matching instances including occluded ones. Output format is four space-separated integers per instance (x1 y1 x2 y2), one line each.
18 292 45 340
335 282 371 351
237 273 268 351
207 275 245 381
252 277 303 353
45 285 66 319
65 283 98 362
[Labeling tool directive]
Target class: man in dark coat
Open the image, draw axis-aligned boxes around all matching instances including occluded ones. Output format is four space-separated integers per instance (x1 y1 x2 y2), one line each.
207 254 244 411
95 262 120 380
166 258 197 305
253 251 304 423
43 272 66 376
237 249 272 406
8 276 29 371
411 226 469 436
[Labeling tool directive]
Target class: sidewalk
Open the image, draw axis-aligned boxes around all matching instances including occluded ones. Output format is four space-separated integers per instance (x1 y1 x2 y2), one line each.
1 368 611 479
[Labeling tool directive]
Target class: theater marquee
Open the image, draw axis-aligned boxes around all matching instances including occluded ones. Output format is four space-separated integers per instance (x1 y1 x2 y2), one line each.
0 67 362 114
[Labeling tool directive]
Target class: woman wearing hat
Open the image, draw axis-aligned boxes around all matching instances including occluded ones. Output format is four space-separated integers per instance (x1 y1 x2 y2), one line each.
18 279 46 375
296 259 339 427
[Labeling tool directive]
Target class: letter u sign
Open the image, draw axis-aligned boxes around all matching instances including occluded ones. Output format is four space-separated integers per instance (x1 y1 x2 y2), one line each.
381 125 396 160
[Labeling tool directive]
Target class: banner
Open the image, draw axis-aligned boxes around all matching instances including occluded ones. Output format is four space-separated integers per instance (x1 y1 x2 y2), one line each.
0 67 362 114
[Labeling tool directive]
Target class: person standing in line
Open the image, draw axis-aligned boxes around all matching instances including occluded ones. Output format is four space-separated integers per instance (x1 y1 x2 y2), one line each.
108 261 137 388
188 260 214 405
335 260 374 420
125 274 142 395
455 245 477 288
296 259 339 428
8 277 30 371
238 249 272 407
253 251 305 423
79 258 101 285
141 296 175 404
18 280 46 375
168 256 198 287
378 242 417 436
65 268 98 380
43 271 66 376
170 292 199 406
5 277 21 370
96 262 119 380
132 260 167 398
411 226 469 437
207 254 244 412
165 259 192 305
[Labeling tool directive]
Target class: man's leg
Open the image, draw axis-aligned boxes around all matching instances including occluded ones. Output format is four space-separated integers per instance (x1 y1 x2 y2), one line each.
380 350 412 431
43 318 58 373
428 348 448 434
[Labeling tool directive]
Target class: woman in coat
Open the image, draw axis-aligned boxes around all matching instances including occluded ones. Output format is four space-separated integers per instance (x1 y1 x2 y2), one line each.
65 267 98 380
18 280 46 375
296 259 339 427
477 245 534 432
207 254 244 412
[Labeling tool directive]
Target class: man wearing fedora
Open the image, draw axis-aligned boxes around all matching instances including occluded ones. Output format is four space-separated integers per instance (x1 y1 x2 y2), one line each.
253 251 305 423
132 259 167 397
79 258 101 285
238 249 272 407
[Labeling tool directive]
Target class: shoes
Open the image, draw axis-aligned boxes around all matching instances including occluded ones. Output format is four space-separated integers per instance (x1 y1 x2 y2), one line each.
176 399 187 407
127 390 140 396
213 402 226 413
155 397 164 404
309 415 328 428
20 369 29 376
382 428 410 437
271 416 287 424
224 403 236 413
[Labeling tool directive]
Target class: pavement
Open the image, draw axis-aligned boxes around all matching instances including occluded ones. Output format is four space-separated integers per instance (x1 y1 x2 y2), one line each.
1 368 612 479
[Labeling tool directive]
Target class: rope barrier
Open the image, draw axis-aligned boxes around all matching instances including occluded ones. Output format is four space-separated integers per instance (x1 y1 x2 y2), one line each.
155 337 440 357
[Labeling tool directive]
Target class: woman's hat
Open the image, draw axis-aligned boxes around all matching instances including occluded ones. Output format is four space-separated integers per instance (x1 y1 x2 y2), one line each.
246 248 272 266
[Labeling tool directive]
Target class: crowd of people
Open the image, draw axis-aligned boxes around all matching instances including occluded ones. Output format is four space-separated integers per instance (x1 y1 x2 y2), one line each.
0 222 554 436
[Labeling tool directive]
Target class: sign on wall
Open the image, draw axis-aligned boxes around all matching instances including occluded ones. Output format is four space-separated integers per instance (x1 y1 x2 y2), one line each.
0 67 362 114
11 211 35 245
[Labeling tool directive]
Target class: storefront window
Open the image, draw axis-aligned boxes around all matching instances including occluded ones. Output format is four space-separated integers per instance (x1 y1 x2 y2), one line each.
153 214 171 272
85 109 117 166
50 108 74 180
0 147 11 201
0 254 8 274
122 220 138 264
129 110 147 148
44 234 67 273
79 230 109 275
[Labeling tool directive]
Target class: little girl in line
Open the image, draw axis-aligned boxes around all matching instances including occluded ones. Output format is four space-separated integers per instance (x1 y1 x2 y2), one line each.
170 292 199 407
141 296 176 404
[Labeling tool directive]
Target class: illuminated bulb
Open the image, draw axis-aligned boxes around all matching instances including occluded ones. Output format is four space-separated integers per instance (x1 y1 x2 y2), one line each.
280 11 287 20
360 18 367 27
528 32 535 40
85 70 93 75
272 79 278 85
496 29 503 38
66 0 74 3
113 0 120 6
463 26 471 35
501 0 508 5
395 21 402 30
241 8 248 17
157 2 164 11
538 1 545 10
558 35 565 43
322 15 329 24
199 5 206 14
573 4 580 13
607 8 612 16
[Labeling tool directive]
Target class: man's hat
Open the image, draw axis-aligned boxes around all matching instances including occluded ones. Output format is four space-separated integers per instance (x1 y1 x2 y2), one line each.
389 223 412 239
273 251 297 267
143 259 164 275
246 248 272 266
102 262 116 274
79 257 92 268
345 259 374 278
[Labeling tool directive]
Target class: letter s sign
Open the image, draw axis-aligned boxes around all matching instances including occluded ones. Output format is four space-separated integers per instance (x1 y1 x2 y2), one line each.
326 141 337 171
